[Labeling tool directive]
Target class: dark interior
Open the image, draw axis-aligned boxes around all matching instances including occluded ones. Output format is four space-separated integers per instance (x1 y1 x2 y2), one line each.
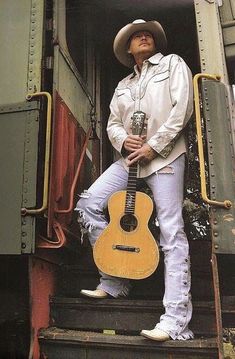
66 0 200 147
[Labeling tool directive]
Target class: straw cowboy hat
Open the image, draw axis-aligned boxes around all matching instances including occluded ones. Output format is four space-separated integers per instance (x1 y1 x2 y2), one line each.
113 19 167 68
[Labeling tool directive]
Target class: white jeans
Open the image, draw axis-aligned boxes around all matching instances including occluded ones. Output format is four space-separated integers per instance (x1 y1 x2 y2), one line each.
75 154 193 340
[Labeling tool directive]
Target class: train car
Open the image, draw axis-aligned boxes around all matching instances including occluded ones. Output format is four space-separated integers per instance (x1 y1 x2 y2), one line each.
0 0 235 358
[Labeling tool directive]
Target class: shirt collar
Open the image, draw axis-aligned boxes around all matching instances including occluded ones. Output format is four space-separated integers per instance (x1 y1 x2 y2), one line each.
130 52 164 78
147 52 164 65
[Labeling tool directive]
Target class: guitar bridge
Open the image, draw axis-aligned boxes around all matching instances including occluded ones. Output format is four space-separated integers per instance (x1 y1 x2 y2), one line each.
112 244 140 253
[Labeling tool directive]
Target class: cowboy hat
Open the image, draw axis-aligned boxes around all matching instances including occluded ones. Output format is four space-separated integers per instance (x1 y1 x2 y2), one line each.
113 19 167 68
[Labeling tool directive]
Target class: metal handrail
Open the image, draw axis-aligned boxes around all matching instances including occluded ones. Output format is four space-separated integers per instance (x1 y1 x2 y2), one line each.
193 73 232 209
21 92 52 215
55 126 92 214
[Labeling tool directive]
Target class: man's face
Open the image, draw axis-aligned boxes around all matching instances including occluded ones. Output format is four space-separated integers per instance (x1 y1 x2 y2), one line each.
128 31 156 59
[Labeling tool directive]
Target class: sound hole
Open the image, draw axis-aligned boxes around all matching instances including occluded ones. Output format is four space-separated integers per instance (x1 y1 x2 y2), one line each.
120 214 138 232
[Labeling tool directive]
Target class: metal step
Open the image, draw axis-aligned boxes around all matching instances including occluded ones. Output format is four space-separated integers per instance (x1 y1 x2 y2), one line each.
39 327 218 359
50 297 216 336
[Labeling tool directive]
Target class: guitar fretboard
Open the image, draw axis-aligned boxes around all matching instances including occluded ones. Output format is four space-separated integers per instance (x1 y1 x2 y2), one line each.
124 110 146 215
125 164 138 214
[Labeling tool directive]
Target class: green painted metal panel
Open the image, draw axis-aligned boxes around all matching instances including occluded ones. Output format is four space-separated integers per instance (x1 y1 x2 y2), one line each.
53 45 95 157
194 0 229 83
53 46 93 134
0 0 44 105
219 0 235 61
202 80 235 254
0 102 40 254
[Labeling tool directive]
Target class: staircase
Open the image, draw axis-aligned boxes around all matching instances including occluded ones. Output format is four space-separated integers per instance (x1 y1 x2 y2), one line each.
38 240 221 358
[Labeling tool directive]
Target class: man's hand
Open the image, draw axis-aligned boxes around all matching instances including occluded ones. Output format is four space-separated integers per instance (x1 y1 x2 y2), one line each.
127 143 157 166
123 134 146 152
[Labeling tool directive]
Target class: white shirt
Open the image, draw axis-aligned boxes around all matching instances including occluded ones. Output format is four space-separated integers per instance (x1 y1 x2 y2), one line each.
107 52 193 178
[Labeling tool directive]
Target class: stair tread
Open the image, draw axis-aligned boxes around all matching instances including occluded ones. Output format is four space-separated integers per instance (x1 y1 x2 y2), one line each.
39 327 217 350
51 296 215 311
51 296 235 312
50 296 218 336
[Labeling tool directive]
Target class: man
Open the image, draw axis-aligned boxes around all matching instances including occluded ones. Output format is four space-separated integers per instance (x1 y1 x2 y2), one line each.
75 19 193 342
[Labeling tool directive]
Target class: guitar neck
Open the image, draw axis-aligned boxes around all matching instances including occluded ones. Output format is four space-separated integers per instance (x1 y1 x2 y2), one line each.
125 164 138 214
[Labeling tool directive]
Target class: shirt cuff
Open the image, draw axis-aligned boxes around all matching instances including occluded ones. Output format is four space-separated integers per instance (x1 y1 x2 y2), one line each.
111 133 128 154
147 132 178 158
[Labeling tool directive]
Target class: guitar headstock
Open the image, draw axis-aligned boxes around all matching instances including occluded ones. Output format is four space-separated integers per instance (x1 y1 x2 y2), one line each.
131 111 147 136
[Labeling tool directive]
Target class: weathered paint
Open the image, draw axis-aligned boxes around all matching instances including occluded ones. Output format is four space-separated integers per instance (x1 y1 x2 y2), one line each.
211 253 224 359
194 0 228 83
39 327 218 359
195 0 235 150
0 102 39 254
52 45 94 141
29 256 57 359
0 0 44 105
202 81 235 254
219 0 235 62
46 92 94 244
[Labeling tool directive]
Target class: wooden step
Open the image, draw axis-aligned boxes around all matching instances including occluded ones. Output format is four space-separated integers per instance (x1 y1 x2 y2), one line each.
50 297 216 336
39 327 218 359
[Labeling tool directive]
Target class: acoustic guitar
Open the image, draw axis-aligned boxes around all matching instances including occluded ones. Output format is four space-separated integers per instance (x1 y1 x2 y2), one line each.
93 111 159 279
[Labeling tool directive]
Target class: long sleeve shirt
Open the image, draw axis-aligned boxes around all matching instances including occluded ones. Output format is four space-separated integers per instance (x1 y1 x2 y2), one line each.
107 52 193 178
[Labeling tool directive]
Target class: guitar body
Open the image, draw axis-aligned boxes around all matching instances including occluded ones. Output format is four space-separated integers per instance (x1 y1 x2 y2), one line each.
93 190 159 280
